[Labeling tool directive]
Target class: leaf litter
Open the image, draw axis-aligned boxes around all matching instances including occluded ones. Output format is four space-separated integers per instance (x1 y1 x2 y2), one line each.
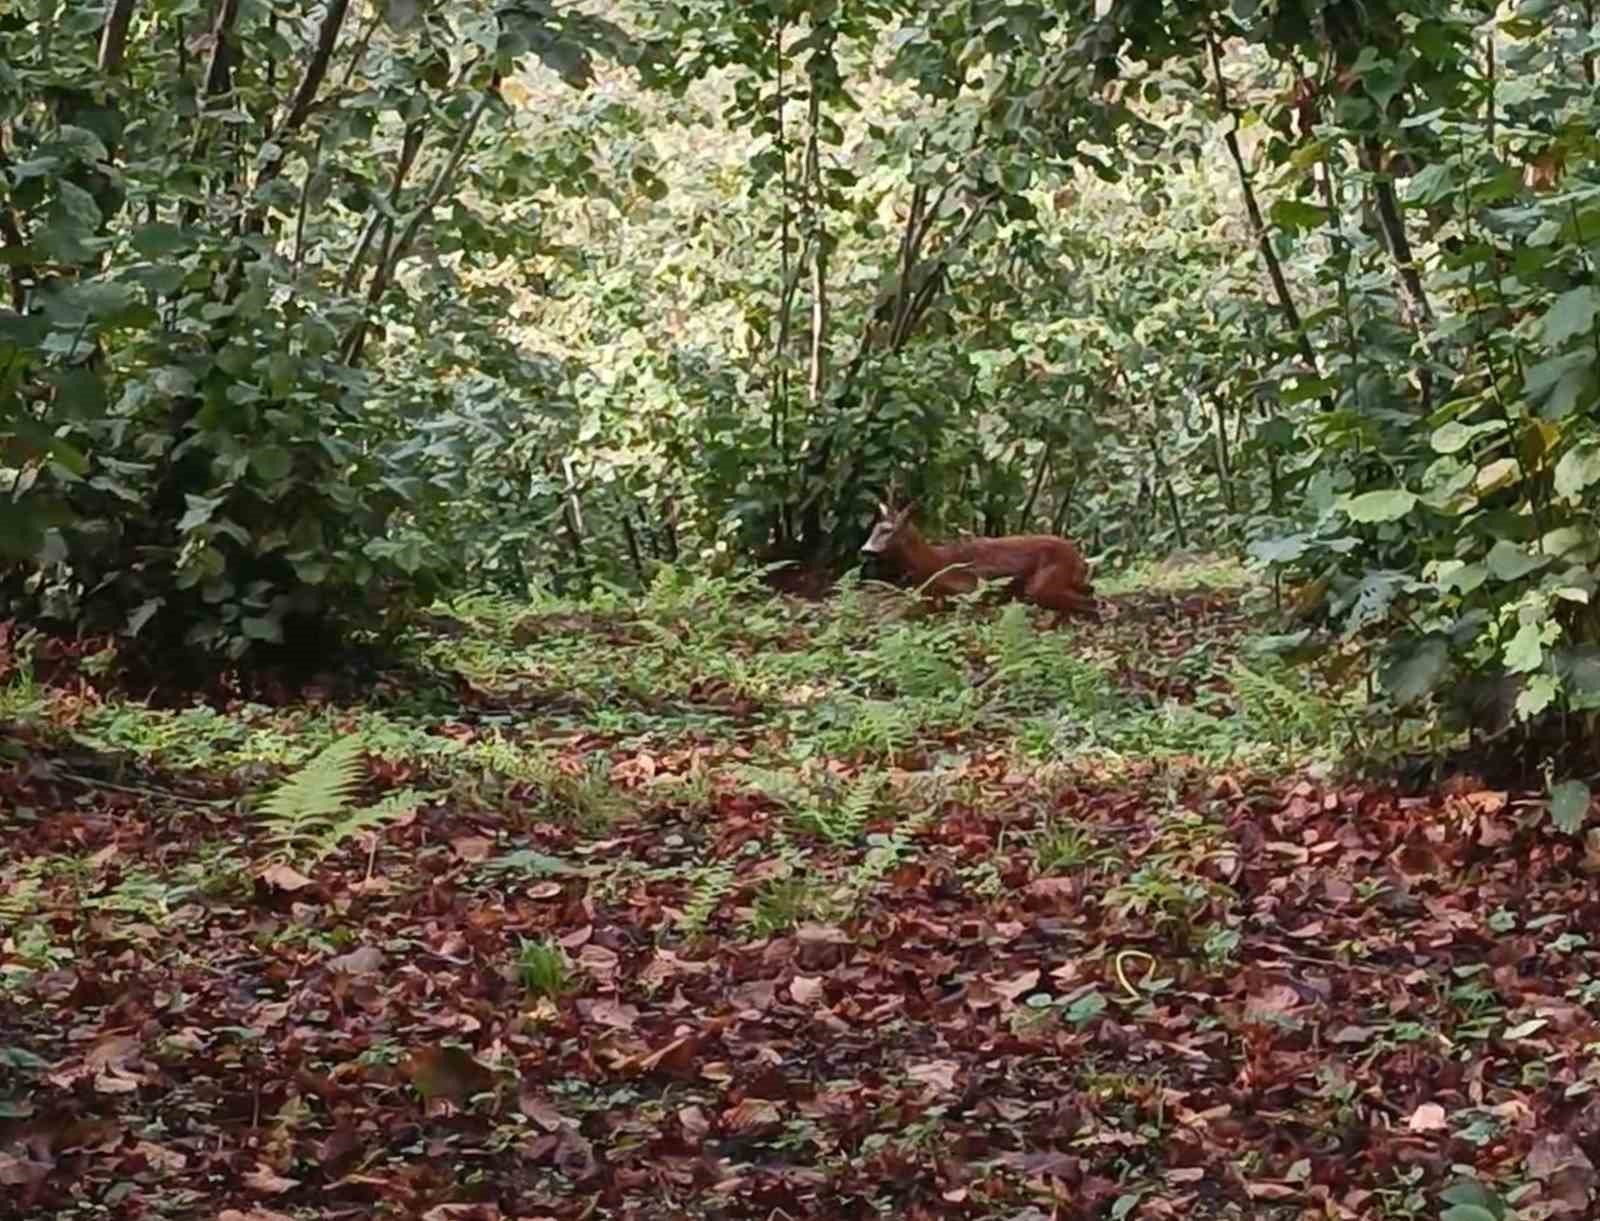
2 573 1598 1219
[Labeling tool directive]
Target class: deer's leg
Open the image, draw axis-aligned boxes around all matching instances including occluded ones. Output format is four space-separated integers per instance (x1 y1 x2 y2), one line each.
1025 567 1101 626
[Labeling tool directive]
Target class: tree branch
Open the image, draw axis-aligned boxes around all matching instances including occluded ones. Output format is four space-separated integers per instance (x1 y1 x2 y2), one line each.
98 0 137 74
1207 31 1328 407
342 89 495 364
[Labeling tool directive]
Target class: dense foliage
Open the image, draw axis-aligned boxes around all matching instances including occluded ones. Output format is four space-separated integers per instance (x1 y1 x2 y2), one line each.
4 0 1599 776
0 0 640 656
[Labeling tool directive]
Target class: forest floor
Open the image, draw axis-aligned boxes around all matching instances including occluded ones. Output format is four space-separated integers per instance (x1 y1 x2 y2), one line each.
2 559 1596 1221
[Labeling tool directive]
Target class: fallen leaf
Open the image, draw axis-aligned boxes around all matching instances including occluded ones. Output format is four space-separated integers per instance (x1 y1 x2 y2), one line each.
581 998 639 1029
576 944 619 983
242 1165 299 1195
404 1044 497 1106
327 946 385 975
1246 984 1302 1019
678 1105 711 1137
993 968 1042 1001
723 1099 781 1132
906 1060 961 1093
260 863 313 891
790 975 826 1005
636 1034 699 1077
1407 1102 1448 1133
0 1153 49 1188
1527 1132 1597 1212
1245 1181 1297 1200
451 835 494 862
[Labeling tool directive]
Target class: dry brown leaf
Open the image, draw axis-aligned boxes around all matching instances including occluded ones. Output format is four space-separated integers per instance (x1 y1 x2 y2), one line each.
906 1060 961 1093
327 946 385 975
1406 1102 1448 1133
1527 1132 1597 1213
403 1045 497 1106
576 944 620 983
260 863 314 892
450 835 494 862
242 1165 299 1195
993 968 1042 1002
582 998 639 1030
1246 984 1302 1019
789 975 826 1005
722 1099 781 1132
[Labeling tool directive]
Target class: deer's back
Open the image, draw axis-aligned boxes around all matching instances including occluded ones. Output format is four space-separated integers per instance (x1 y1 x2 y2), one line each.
937 535 1088 581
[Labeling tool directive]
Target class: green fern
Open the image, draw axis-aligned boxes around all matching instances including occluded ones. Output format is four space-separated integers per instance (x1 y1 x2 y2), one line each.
0 868 41 925
256 734 420 866
842 804 934 907
308 790 421 864
1231 661 1340 747
811 771 879 846
738 766 883 846
677 859 735 937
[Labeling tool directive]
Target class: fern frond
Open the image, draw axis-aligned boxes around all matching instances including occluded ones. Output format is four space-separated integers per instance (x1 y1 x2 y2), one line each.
0 873 41 924
260 735 363 820
256 734 365 859
678 860 735 936
309 789 422 864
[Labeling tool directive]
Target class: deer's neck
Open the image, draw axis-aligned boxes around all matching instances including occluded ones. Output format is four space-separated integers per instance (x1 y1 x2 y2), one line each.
889 525 953 577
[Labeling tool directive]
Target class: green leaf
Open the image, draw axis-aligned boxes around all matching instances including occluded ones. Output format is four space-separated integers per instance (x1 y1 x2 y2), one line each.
1248 535 1308 564
536 40 595 89
1516 673 1558 720
1342 489 1416 523
1430 419 1501 455
131 223 192 258
292 557 331 584
1063 989 1106 1025
250 445 294 482
1404 162 1454 204
1380 637 1449 707
1437 562 1487 595
126 598 163 637
177 494 225 533
1554 442 1600 497
242 616 283 643
1439 1180 1498 1208
1542 285 1600 348
382 0 422 31
1524 351 1593 419
56 179 103 230
1503 1017 1548 1039
1438 1178 1503 1221
1549 779 1590 835
267 351 297 398
1486 540 1545 581
1268 199 1327 232
1504 621 1544 674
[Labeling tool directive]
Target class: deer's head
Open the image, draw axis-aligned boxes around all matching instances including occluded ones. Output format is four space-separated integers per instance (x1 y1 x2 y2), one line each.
862 498 916 554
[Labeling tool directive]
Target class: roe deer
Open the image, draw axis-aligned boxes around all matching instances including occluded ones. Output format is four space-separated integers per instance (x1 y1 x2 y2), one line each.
861 498 1098 625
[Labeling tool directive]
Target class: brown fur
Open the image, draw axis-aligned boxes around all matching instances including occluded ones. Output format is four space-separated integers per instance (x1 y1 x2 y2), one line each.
866 508 1098 626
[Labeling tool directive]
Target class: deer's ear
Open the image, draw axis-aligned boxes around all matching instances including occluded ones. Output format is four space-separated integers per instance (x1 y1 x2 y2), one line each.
897 501 917 522
876 499 892 517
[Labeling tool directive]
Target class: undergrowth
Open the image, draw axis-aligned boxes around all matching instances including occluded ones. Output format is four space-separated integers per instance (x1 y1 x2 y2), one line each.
1 557 1410 997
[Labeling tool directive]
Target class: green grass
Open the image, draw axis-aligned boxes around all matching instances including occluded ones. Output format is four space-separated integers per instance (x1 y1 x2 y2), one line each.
515 937 575 999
